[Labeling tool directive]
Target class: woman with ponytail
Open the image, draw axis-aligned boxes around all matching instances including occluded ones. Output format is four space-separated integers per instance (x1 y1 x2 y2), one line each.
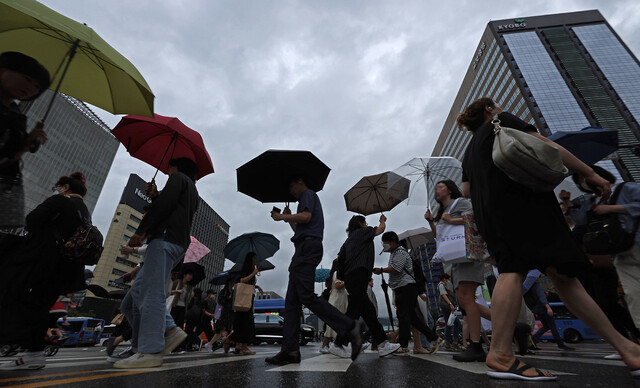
459 97 640 381
0 172 90 371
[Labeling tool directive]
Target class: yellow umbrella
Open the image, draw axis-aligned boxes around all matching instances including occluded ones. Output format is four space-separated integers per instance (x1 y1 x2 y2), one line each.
0 0 154 118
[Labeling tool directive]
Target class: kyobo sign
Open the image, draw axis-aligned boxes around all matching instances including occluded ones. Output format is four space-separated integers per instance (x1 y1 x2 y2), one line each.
497 18 526 31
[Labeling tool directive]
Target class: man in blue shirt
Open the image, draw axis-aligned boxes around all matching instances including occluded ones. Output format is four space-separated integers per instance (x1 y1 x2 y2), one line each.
266 177 362 365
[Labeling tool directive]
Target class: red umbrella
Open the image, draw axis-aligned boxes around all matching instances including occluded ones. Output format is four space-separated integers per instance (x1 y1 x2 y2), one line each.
112 114 214 180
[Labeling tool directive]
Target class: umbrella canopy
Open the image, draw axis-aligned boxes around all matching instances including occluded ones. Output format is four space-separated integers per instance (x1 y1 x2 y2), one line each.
184 236 211 263
380 274 395 331
398 227 434 251
180 262 206 286
209 270 240 286
0 0 154 117
344 171 411 215
87 284 109 298
548 127 618 165
224 232 279 264
112 114 214 180
237 150 331 203
230 259 275 273
389 157 463 211
315 268 331 283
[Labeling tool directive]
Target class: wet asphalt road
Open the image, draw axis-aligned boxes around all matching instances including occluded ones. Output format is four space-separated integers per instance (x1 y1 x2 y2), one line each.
0 340 636 387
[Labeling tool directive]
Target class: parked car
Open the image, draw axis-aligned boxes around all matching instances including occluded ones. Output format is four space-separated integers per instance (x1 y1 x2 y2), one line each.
534 302 599 343
58 317 105 347
253 313 314 346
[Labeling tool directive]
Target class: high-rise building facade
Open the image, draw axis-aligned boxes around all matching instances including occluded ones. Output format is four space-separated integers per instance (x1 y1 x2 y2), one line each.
432 10 640 185
19 90 119 215
90 174 229 293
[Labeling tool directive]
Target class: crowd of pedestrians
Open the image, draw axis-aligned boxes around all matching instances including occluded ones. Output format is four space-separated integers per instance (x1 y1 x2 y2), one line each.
0 49 639 383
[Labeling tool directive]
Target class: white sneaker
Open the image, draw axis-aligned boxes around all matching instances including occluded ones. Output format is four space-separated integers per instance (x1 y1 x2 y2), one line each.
319 346 330 354
0 353 45 370
113 352 163 369
328 343 351 359
361 342 370 351
604 352 622 360
378 341 401 358
162 327 187 355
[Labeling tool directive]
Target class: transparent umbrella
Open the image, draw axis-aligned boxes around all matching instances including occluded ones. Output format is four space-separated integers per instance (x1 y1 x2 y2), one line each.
388 157 463 210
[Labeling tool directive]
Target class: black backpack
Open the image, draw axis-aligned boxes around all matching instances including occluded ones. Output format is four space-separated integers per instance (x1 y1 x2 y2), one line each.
583 183 639 255
404 257 427 296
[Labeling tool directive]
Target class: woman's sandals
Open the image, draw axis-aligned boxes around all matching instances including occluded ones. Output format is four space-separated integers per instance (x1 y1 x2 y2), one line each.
487 359 557 381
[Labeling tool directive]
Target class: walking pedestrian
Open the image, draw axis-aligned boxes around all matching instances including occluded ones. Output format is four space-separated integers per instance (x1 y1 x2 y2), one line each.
114 157 199 369
0 172 90 370
232 252 259 356
0 52 50 231
320 259 349 354
333 215 400 358
425 180 490 361
266 176 362 365
458 96 640 381
374 232 444 356
204 280 235 353
167 271 194 331
526 277 574 350
438 274 462 351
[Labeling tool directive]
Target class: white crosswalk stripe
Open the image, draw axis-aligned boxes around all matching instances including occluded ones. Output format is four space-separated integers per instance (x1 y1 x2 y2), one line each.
267 354 352 372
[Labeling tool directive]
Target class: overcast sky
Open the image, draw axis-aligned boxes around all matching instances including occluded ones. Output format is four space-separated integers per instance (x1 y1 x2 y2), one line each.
38 0 640 307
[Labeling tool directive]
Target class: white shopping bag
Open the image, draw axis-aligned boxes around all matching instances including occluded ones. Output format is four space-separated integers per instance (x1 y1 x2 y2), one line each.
433 222 467 264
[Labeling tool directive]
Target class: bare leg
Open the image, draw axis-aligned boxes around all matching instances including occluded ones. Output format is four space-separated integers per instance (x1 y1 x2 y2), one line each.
322 336 331 348
547 267 640 370
485 272 553 377
457 282 481 342
205 332 221 347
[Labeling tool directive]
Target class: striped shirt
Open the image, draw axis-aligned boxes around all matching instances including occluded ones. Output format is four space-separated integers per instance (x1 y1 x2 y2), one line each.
388 246 415 290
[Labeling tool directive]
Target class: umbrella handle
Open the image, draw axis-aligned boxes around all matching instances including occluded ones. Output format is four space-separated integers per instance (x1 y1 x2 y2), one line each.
152 133 178 181
42 39 80 123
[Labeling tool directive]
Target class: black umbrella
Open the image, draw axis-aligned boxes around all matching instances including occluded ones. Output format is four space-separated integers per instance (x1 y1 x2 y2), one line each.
237 149 331 203
344 171 411 215
87 284 109 298
380 274 395 331
229 259 275 273
209 270 241 286
180 262 206 286
548 126 618 165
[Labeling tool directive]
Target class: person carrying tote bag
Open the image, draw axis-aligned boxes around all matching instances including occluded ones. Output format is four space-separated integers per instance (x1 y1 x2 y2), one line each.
232 252 259 355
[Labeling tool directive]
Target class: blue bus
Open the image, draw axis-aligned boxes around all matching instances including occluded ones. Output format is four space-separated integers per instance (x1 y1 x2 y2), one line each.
58 317 105 346
534 302 600 343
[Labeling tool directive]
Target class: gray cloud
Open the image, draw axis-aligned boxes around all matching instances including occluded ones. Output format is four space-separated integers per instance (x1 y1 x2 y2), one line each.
40 0 640 307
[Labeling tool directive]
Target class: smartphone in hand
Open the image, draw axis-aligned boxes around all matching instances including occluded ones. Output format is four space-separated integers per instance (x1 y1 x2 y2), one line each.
272 206 281 214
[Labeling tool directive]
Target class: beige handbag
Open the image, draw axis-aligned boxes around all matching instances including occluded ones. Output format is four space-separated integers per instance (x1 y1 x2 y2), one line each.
492 116 568 192
232 282 255 312
111 313 125 326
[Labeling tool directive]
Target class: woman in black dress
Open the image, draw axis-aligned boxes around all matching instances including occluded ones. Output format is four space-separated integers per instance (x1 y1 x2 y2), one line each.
0 172 90 370
233 252 258 355
459 97 640 381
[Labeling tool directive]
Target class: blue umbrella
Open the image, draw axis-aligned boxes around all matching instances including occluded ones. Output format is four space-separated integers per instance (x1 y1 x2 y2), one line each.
209 270 240 286
548 127 618 165
230 259 275 273
315 268 331 283
224 232 279 264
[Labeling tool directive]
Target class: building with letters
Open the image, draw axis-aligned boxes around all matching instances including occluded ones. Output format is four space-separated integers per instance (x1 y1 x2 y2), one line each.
432 10 639 186
90 174 229 293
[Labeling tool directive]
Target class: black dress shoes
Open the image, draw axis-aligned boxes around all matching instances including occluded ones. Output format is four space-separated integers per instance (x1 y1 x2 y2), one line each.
346 321 363 361
265 350 301 365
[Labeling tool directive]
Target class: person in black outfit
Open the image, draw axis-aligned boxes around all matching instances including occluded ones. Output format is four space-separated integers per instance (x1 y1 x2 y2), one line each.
266 177 362 365
0 52 50 231
232 252 258 355
333 214 401 358
204 280 235 353
183 288 204 351
459 97 640 381
0 172 90 370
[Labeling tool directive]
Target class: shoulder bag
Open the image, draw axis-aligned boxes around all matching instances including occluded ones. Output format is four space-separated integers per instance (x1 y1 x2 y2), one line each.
583 183 639 255
232 282 255 312
491 116 568 192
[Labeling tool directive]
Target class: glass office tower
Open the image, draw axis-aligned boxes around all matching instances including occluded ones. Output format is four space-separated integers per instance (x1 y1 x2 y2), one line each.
432 10 640 183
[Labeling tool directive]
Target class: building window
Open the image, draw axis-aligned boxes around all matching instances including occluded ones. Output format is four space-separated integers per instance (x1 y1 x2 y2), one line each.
123 235 131 241
126 224 137 233
129 214 142 224
107 280 131 290
112 268 126 276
